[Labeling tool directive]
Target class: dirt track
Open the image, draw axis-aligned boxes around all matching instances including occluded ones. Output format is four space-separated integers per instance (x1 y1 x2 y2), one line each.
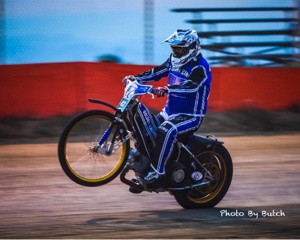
0 134 299 239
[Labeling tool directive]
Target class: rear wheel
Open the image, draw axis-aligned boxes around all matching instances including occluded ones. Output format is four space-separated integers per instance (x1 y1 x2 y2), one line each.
173 145 233 208
58 110 130 186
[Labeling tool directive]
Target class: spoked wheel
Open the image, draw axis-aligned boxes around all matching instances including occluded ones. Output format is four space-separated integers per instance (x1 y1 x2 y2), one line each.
58 110 130 186
173 145 233 209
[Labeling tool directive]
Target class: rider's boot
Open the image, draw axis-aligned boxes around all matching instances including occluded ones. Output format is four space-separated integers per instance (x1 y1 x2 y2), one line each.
144 171 159 183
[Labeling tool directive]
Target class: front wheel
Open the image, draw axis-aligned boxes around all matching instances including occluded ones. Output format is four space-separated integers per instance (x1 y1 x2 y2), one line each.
173 145 233 209
58 110 130 187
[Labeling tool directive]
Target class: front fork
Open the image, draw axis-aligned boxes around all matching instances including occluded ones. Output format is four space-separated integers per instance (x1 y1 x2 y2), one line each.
95 113 125 154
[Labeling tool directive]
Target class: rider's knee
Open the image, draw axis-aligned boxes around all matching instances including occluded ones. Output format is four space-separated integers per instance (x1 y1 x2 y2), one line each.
158 121 178 137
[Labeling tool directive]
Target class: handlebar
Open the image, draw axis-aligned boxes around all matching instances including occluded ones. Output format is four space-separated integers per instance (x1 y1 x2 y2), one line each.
123 79 154 99
123 79 167 99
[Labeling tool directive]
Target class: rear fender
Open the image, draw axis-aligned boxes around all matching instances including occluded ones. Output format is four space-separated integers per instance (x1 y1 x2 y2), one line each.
189 134 224 153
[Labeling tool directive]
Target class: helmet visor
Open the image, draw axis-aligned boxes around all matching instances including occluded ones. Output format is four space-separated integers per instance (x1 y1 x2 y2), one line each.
171 46 189 58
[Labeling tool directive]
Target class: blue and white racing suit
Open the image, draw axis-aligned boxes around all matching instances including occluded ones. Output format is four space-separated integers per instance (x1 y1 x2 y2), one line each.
135 53 212 174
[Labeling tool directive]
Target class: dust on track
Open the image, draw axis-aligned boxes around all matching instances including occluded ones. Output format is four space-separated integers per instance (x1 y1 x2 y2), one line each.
0 134 299 238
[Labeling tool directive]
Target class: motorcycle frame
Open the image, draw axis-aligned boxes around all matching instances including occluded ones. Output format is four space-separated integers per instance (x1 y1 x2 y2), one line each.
88 98 224 189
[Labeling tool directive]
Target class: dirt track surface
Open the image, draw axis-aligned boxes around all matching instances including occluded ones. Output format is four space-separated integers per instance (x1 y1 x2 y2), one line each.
0 134 299 239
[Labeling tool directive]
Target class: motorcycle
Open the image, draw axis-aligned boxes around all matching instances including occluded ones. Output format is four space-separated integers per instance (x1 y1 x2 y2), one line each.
58 79 233 209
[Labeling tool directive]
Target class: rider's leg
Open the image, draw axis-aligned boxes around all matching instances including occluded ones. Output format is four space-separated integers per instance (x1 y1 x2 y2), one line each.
145 115 202 182
153 121 178 174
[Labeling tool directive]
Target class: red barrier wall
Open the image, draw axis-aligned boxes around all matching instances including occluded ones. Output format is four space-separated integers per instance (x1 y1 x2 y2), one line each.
0 62 300 118
211 67 300 111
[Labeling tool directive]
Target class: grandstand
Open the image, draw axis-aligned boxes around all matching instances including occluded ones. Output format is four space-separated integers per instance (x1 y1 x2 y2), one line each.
171 6 300 66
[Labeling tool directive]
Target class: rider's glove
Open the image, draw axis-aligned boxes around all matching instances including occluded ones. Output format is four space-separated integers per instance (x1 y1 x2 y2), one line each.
122 75 136 85
152 87 169 97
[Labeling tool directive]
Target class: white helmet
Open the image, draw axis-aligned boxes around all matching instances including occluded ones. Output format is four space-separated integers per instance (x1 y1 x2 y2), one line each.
162 29 201 67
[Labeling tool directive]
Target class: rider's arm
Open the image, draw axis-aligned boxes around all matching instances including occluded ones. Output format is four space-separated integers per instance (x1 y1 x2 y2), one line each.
135 58 170 83
168 65 208 93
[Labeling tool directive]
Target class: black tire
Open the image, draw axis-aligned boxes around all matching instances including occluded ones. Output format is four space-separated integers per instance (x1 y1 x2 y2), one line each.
58 110 130 187
173 145 233 209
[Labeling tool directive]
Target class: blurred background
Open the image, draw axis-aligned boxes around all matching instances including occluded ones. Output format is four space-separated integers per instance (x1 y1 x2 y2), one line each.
1 0 299 66
1 0 300 140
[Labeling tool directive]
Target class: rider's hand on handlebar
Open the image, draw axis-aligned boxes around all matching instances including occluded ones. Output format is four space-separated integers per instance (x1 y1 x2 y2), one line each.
152 87 169 97
122 75 136 85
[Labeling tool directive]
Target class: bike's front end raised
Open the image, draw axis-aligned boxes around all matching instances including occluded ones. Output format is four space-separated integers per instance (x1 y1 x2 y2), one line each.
58 110 130 186
58 79 233 209
58 80 154 186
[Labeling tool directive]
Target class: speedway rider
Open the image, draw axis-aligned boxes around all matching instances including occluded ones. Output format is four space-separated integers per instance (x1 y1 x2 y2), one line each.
123 29 212 188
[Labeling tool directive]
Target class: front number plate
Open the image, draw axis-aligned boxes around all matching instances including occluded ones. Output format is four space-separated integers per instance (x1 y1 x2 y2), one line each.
117 97 130 112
